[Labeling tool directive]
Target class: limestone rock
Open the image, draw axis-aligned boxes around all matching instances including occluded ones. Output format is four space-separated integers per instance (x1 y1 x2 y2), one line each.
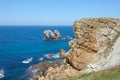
34 18 120 80
59 49 66 58
44 30 52 40
44 30 62 40
45 54 54 59
54 30 62 39
67 18 120 70
31 60 63 76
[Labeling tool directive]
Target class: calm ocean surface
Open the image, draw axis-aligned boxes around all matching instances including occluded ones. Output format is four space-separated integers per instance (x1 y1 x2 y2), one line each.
0 26 74 80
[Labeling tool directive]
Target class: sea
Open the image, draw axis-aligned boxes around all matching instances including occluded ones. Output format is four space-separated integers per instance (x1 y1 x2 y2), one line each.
0 26 74 80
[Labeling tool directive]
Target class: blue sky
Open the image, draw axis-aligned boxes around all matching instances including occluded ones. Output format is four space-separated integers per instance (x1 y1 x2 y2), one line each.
0 0 120 25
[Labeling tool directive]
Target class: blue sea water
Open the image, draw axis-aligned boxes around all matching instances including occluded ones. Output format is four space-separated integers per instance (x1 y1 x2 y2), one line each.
0 26 74 80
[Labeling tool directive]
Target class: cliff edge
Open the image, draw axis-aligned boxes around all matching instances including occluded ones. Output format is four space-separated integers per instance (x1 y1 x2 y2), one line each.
34 18 120 80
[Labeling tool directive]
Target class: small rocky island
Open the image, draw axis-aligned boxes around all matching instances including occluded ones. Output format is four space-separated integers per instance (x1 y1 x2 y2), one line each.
44 30 62 40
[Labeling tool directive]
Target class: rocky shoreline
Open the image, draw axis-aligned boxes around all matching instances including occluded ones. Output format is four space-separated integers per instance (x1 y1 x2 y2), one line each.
30 18 120 80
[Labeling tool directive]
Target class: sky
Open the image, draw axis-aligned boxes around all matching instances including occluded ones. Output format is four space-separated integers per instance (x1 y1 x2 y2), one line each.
0 0 120 25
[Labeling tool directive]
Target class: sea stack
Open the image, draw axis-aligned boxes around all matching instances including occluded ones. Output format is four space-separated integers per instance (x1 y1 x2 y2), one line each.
44 30 62 40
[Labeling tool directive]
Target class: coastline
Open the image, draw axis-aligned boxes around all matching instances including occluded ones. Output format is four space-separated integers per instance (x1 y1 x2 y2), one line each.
31 18 120 80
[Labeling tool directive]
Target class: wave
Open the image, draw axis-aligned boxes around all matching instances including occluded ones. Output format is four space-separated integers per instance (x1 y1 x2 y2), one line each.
70 37 73 39
44 54 50 59
21 66 40 80
62 37 66 40
22 57 33 64
43 37 73 40
38 57 44 61
53 53 59 58
44 53 59 59
0 68 5 79
62 37 73 40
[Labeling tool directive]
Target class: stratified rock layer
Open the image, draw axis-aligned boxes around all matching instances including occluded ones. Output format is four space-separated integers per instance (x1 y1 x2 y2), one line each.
67 18 120 70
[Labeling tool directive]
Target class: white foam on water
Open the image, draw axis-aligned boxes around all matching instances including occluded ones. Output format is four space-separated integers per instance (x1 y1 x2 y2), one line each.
53 53 59 58
70 37 73 39
62 37 73 40
0 69 5 79
22 57 33 64
38 57 44 61
62 37 66 40
44 54 50 59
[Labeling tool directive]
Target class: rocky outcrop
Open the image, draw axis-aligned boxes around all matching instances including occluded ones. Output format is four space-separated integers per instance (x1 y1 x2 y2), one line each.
44 54 54 59
33 18 120 80
34 63 80 80
44 30 62 40
59 49 66 58
30 60 63 76
67 18 120 71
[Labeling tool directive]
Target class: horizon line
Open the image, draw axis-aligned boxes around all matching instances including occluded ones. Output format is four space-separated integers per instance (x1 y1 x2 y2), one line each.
0 25 73 27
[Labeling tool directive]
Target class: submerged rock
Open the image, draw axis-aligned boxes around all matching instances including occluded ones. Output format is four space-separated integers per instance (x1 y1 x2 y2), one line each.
65 36 70 40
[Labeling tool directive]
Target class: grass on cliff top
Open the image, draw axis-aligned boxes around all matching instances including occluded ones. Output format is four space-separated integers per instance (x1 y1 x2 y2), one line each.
66 65 120 80
104 31 120 57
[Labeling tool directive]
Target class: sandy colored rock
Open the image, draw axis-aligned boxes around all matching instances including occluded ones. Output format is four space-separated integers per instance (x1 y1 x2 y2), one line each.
47 54 53 59
67 18 120 70
34 18 120 80
59 49 66 58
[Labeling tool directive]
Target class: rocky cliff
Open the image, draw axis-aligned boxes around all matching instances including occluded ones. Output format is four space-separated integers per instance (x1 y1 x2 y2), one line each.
33 18 120 80
67 18 120 71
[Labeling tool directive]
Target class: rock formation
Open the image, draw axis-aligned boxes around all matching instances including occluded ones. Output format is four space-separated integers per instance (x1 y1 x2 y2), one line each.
59 49 66 58
65 36 70 40
44 54 54 59
44 30 62 40
67 18 120 71
33 18 120 80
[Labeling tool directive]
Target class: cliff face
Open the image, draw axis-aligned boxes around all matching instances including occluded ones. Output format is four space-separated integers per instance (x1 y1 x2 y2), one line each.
67 18 120 71
33 18 120 80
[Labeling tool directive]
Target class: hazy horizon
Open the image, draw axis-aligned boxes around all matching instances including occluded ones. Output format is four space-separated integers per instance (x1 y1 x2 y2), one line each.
0 0 120 25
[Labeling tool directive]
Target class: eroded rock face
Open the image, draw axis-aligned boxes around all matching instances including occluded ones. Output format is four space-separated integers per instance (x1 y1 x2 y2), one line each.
67 18 120 70
34 18 120 80
54 30 62 39
34 63 80 80
31 60 63 76
44 30 62 40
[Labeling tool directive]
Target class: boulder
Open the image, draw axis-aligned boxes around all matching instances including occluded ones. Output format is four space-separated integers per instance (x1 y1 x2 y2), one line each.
59 49 66 58
45 54 54 59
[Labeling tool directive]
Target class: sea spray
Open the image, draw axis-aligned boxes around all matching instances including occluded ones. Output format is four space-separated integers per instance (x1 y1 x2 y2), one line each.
21 66 40 80
0 68 5 79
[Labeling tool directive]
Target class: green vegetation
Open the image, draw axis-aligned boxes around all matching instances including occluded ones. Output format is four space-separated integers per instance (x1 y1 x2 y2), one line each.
66 65 120 80
104 31 120 57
